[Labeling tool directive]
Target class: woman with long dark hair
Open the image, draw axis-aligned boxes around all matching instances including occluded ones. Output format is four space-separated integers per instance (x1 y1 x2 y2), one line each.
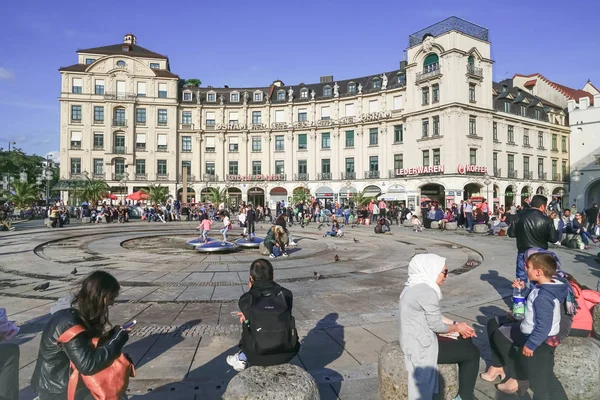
32 271 130 400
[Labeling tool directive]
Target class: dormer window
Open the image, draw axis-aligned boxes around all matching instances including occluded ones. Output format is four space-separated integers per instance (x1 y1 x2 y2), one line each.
372 78 381 90
517 89 522 97
230 92 240 102
85 58 96 65
254 91 263 102
150 63 160 69
323 86 332 97
183 92 192 102
122 45 130 52
397 73 406 84
277 90 285 101
502 85 507 93
300 88 309 99
116 60 126 67
348 82 356 94
207 91 216 102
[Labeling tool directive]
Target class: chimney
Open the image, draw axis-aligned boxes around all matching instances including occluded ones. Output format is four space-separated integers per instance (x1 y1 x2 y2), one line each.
594 94 600 106
399 61 408 71
123 33 136 45
403 50 407 61
320 75 333 83
580 97 589 110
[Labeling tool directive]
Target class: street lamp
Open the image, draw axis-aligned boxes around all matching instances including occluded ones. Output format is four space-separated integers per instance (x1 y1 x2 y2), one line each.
38 156 54 209
6 141 16 194
8 141 16 152
571 170 582 211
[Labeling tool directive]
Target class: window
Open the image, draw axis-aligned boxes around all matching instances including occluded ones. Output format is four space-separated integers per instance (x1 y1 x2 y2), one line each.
468 55 475 66
535 109 541 120
205 137 215 152
369 156 378 171
71 105 82 122
433 116 440 136
207 92 216 102
85 58 96 64
229 161 238 175
348 83 356 94
229 137 239 152
432 148 440 166
275 135 284 151
93 133 104 149
423 53 439 73
346 158 355 173
150 63 160 69
538 131 544 148
394 125 403 143
520 105 526 116
252 111 261 124
321 106 330 120
469 115 476 136
72 78 82 94
298 134 307 150
538 158 544 177
552 134 558 150
93 159 104 175
135 159 145 175
95 79 104 95
252 136 261 152
182 136 192 152
345 130 354 147
136 108 146 124
397 73 406 84
552 159 558 177
252 161 262 175
298 160 307 174
562 160 567 177
393 95 403 110
183 92 192 102
508 154 515 172
432 84 439 103
369 99 379 113
394 154 403 170
523 129 530 146
228 111 238 124
469 148 477 165
182 111 192 124
422 87 429 105
508 125 514 143
254 92 263 102
422 150 430 167
372 78 381 90
422 118 429 137
201 163 214 178
298 109 307 122
275 110 284 123
369 128 378 145
136 133 146 151
157 109 167 125
321 132 330 149
275 160 284 174
300 89 308 99
70 158 81 174
523 156 530 174
322 159 331 174
230 92 239 102
205 111 215 126
93 106 104 123
114 108 126 125
469 84 476 102
504 102 511 113
158 83 167 98
157 134 167 151
136 82 146 97
493 122 498 141
323 86 332 97
561 136 567 152
493 152 498 172
157 160 167 175
70 131 81 149
277 90 285 101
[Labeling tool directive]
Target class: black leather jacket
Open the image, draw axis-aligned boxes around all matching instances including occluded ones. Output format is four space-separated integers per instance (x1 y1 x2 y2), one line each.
31 308 129 395
511 208 557 252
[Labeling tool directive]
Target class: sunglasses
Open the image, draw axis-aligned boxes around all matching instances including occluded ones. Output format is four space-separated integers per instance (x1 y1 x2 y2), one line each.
441 270 449 276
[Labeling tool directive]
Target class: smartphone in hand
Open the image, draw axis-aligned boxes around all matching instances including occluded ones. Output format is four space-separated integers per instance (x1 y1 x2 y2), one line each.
122 320 137 330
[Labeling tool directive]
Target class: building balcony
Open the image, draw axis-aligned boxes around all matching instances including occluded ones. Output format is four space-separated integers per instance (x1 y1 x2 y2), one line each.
112 119 127 127
135 173 147 180
180 123 194 130
538 172 547 180
156 173 169 181
365 170 380 179
562 175 570 183
112 146 127 154
136 120 146 126
203 174 218 182
157 121 168 127
416 66 442 84
156 145 168 152
552 173 561 182
466 65 483 79
177 174 196 182
205 147 216 153
112 173 128 180
508 170 518 179
295 173 309 181
523 171 533 180
135 144 147 152
493 168 502 178
93 173 105 180
70 143 81 150
93 119 104 125
104 92 137 101
205 124 216 130
318 173 332 180
341 172 356 180
93 145 104 151
71 118 82 124
69 172 83 179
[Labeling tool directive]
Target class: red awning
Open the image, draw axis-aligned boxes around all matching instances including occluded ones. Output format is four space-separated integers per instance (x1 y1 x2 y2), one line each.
126 191 148 201
524 79 537 87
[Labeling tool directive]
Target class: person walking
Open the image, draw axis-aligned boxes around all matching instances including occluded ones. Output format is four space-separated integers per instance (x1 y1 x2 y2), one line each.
585 203 599 234
220 212 232 243
464 199 474 232
378 199 387 219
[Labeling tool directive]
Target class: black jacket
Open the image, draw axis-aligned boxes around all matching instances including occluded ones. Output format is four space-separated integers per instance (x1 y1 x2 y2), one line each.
246 209 256 223
31 308 129 396
510 208 557 252
585 206 599 222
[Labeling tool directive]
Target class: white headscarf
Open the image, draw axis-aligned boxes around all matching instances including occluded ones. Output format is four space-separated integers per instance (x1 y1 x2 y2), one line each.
405 254 446 300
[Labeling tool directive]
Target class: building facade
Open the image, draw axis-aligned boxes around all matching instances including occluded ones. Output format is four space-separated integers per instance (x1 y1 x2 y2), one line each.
58 18 572 212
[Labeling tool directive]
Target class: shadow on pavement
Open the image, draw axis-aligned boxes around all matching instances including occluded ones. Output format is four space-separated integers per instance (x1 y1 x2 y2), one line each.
480 270 513 307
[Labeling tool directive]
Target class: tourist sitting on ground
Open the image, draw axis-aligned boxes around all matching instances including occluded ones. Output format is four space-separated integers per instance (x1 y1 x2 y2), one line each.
275 214 297 246
434 206 444 222
324 220 341 237
482 252 568 397
374 217 391 234
565 273 600 337
399 254 480 400
31 271 131 400
411 215 423 232
227 259 300 372
473 208 487 225
438 208 455 231
573 212 597 249
489 207 509 235
264 225 288 258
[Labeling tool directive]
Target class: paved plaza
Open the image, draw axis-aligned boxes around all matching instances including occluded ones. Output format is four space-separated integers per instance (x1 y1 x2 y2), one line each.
1 221 599 399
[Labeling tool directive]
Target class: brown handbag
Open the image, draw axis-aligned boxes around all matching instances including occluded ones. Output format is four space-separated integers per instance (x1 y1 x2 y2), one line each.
57 325 135 400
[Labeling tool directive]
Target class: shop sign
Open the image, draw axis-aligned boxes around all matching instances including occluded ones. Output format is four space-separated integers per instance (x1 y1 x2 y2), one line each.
421 189 439 195
457 165 488 174
395 165 445 176
226 174 285 182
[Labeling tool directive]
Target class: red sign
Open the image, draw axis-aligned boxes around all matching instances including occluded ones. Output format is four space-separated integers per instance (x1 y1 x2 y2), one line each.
395 165 445 176
457 165 488 174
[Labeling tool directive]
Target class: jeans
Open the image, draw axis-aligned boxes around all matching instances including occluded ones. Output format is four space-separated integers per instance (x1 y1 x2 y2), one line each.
202 230 209 241
344 214 349 225
437 336 480 400
247 221 255 236
526 343 568 400
516 252 527 282
220 227 229 241
0 343 19 400
265 241 285 255
465 212 474 231
578 229 594 245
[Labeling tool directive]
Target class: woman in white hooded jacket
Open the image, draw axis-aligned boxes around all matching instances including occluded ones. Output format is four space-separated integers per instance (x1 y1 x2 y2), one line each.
399 254 480 400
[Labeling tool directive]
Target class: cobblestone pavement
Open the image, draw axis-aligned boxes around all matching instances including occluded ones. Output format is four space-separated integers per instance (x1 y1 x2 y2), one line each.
1 220 599 399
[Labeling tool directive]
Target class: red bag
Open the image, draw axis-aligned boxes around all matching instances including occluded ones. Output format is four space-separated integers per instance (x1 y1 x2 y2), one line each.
58 325 135 400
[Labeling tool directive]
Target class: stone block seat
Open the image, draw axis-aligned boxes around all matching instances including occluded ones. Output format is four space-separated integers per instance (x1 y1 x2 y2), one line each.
378 342 458 400
445 222 457 231
431 221 440 229
473 224 488 234
223 364 319 400
81 217 91 223
554 337 600 399
403 219 414 228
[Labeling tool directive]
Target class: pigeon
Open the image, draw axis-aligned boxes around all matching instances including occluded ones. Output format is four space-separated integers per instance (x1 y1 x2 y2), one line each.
318 223 324 230
334 254 340 262
34 282 50 291
353 238 359 243
313 271 321 280
70 268 77 275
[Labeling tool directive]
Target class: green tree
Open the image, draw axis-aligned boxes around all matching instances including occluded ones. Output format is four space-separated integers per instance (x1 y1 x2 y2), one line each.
185 78 201 87
207 187 226 205
76 178 110 207
141 184 170 204
292 188 310 204
353 189 374 207
0 149 46 184
8 181 39 209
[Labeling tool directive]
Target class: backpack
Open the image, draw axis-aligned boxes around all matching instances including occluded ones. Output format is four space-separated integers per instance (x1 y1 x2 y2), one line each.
246 287 299 356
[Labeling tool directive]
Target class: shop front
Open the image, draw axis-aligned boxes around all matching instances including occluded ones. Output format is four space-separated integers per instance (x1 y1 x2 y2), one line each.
315 186 335 208
338 186 358 207
269 187 288 208
379 184 407 208
247 187 265 207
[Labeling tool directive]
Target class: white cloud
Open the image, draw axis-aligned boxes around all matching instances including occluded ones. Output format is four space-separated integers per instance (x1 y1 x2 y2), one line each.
0 67 13 80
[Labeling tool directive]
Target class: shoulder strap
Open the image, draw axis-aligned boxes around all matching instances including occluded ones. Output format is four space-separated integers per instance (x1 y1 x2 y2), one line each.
57 324 86 345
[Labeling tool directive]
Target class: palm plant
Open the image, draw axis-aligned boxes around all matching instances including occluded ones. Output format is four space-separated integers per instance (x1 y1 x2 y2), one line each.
207 187 227 205
292 187 310 204
353 189 374 207
141 184 170 204
77 178 110 208
9 181 39 209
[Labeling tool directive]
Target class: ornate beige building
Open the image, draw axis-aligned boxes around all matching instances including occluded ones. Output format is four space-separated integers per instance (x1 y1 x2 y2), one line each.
58 18 570 211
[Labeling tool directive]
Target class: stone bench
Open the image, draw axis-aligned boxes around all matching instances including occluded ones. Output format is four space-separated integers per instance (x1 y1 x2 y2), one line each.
81 217 91 223
431 221 440 229
593 304 600 339
554 337 600 399
403 219 414 228
473 224 488 234
379 342 458 400
223 364 319 400
445 222 457 231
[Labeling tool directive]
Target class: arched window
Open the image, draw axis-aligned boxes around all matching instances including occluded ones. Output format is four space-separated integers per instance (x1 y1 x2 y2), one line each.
277 90 285 101
423 53 439 73
468 55 475 66
116 60 126 67
323 85 332 97
348 82 356 94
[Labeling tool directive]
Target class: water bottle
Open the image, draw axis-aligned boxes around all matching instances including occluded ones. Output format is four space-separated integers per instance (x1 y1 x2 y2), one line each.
512 286 525 321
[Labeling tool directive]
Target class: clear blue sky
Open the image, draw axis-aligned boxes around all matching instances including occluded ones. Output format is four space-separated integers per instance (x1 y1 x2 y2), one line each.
0 0 598 158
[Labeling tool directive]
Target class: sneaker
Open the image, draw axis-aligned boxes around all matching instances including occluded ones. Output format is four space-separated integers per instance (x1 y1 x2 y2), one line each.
269 253 276 258
282 252 289 257
226 352 248 372
554 241 561 246
290 241 297 246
